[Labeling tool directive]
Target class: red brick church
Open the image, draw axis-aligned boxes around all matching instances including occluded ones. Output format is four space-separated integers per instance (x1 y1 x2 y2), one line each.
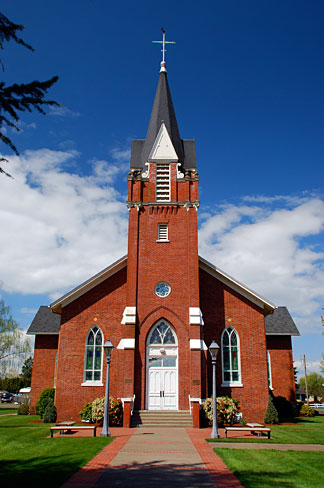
28 46 299 426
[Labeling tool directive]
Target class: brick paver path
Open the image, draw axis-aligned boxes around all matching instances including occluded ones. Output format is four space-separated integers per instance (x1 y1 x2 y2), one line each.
60 425 324 487
61 426 244 488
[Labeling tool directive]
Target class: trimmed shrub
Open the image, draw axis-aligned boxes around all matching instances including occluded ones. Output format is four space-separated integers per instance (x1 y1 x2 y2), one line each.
43 398 57 423
202 396 239 427
91 396 123 426
17 403 29 415
79 401 93 422
35 387 55 418
299 404 316 417
264 396 279 424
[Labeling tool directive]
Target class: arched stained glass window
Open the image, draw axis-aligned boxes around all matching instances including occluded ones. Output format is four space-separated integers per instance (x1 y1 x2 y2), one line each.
221 326 241 385
84 326 103 382
148 321 176 345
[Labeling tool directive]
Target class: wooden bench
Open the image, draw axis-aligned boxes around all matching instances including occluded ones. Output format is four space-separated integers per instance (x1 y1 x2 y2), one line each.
55 421 75 434
225 426 271 439
50 425 97 437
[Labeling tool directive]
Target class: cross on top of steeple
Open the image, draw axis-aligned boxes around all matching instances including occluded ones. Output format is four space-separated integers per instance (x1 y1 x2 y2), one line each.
152 28 176 73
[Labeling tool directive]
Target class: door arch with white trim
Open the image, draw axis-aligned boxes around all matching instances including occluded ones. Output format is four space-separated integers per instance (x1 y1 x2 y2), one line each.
146 319 178 410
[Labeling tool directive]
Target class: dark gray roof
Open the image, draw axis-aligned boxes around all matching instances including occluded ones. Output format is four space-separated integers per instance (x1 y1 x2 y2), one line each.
265 306 300 336
130 72 196 170
27 306 61 335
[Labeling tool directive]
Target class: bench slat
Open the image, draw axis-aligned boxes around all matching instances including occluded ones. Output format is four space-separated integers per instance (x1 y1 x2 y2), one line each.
225 426 271 439
50 425 97 437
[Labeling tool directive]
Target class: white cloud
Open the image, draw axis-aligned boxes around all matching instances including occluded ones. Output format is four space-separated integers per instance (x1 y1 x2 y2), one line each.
1 151 324 340
294 358 323 379
20 308 38 315
49 105 81 118
199 197 324 335
0 149 128 298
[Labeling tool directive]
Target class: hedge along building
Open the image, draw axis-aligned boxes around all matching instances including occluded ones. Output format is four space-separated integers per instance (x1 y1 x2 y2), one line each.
27 33 299 426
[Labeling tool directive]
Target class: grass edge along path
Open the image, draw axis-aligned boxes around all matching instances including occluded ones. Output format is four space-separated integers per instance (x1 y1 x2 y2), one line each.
0 414 113 487
207 416 324 445
213 448 324 488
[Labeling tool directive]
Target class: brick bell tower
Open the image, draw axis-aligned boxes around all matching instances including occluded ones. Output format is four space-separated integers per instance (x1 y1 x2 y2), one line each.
121 32 204 421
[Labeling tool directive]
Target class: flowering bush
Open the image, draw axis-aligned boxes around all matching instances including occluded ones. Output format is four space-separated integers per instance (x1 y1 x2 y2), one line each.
202 396 239 426
299 404 316 417
86 396 123 425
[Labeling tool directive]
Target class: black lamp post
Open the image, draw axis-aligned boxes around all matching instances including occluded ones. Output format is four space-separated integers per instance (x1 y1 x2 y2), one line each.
100 340 114 437
209 340 220 439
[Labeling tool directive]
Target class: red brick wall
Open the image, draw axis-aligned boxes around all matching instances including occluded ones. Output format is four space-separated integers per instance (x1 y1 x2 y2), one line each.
200 268 270 423
54 267 127 421
30 334 58 414
266 335 296 402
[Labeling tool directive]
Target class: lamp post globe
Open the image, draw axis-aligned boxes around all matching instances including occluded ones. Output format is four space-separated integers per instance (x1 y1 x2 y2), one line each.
100 340 114 437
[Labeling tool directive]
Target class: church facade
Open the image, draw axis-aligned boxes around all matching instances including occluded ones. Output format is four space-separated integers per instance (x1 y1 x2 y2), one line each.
28 56 299 426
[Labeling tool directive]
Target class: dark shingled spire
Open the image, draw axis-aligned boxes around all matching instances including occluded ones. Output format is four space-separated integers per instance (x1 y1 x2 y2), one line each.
142 71 184 164
130 72 196 170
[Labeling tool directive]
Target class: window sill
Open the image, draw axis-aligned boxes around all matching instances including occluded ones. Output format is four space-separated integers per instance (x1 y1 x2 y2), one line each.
156 240 170 243
221 383 243 388
81 381 103 387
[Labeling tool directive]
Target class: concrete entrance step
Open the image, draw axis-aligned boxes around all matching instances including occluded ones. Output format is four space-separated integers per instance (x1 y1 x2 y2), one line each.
131 410 193 428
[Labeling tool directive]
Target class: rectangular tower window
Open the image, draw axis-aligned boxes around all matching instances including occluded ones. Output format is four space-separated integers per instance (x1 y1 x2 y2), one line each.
158 223 169 242
156 163 170 202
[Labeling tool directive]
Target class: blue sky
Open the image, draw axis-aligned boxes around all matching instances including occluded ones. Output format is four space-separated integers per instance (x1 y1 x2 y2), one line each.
0 0 323 378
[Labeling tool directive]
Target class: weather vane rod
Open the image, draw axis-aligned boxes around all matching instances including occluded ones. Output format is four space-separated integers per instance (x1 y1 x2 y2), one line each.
152 28 175 73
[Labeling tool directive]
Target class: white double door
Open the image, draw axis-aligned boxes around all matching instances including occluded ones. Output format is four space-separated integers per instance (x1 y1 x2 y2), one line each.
148 367 178 410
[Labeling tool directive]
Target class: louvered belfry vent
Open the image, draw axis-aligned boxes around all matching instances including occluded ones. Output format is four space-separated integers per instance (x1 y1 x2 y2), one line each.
158 223 168 241
156 163 170 202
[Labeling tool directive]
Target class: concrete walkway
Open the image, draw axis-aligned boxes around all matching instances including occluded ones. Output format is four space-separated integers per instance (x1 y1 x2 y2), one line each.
61 427 243 488
60 426 324 488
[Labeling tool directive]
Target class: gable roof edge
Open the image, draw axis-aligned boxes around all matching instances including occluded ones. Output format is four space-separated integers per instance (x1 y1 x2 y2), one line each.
51 255 128 314
199 255 276 314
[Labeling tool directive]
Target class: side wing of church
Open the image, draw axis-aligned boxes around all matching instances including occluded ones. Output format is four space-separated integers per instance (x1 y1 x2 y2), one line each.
27 52 299 426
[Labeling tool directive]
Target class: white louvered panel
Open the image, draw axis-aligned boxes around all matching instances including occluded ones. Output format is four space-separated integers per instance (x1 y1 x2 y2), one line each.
156 163 170 202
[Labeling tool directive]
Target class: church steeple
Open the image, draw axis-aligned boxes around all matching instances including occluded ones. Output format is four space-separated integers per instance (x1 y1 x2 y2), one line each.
130 33 196 172
142 71 184 164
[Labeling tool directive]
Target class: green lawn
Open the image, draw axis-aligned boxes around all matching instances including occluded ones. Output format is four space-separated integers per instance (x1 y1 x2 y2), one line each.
0 407 18 415
0 414 113 487
207 416 324 444
214 448 324 488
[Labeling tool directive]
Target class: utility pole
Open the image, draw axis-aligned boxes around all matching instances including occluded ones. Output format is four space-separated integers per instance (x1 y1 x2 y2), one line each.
303 354 309 405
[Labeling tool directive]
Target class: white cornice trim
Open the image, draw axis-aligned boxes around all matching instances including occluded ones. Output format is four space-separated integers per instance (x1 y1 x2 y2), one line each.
199 255 276 314
117 338 135 350
51 255 127 314
189 339 207 350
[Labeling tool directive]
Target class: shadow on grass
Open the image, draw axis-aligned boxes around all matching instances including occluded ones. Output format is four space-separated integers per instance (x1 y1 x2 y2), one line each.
0 454 87 487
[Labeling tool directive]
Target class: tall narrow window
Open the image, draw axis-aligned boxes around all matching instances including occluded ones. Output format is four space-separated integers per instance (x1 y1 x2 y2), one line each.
267 350 272 389
84 326 103 382
158 223 168 241
156 163 170 202
221 326 241 385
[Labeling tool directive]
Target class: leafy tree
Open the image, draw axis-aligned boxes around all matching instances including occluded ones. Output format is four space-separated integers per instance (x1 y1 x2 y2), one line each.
0 299 31 377
320 353 324 375
21 356 33 380
0 12 59 176
299 373 324 402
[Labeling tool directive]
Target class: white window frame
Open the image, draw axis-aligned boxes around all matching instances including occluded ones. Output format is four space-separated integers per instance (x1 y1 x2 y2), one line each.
82 326 104 386
157 223 169 242
267 350 273 390
221 326 243 387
